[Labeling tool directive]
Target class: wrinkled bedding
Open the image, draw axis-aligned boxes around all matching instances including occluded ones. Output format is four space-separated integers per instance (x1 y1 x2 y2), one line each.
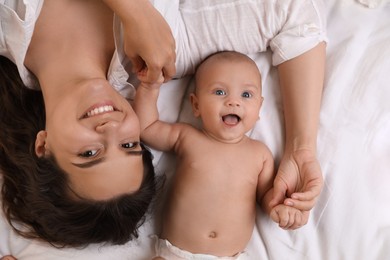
1 0 390 259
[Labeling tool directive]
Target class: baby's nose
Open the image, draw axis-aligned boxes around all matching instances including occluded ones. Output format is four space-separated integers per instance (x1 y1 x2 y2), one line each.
226 98 241 107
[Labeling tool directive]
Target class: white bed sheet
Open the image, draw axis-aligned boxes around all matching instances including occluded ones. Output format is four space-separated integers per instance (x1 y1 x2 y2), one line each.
1 0 390 259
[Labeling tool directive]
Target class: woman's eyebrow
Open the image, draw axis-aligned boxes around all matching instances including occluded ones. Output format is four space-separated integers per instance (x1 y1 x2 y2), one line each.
72 158 106 169
127 150 144 155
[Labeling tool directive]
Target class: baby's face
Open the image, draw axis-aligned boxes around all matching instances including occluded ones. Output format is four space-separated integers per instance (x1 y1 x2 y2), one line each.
191 58 263 143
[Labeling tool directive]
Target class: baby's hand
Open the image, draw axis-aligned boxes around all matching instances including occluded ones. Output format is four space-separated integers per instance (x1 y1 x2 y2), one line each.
138 72 165 90
270 204 308 230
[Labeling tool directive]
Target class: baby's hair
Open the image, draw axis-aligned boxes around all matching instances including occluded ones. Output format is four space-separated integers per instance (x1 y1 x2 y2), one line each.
194 51 260 91
0 55 159 247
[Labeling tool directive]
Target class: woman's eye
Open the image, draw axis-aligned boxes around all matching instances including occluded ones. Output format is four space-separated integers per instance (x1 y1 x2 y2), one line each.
215 89 226 96
121 142 138 149
78 149 99 158
242 91 252 98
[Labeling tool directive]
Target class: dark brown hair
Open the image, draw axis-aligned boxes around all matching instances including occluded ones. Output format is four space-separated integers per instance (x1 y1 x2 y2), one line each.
0 55 157 248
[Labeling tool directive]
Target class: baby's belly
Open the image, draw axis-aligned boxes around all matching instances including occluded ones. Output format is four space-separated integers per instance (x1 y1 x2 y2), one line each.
161 188 256 256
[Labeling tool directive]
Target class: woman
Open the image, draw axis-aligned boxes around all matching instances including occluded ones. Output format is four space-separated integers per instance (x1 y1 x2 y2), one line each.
0 0 325 249
0 0 174 247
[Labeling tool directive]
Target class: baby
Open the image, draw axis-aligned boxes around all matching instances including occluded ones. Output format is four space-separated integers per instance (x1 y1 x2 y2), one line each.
135 51 305 259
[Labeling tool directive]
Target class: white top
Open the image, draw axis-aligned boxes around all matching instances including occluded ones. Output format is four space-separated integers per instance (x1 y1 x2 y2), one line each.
1 0 327 96
0 0 135 99
154 0 328 77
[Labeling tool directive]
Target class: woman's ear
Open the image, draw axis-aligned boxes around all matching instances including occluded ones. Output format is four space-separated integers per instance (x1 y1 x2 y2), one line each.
35 130 50 157
190 93 201 117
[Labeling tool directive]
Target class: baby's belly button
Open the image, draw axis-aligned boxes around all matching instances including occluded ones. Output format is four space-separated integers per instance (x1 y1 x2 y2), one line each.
208 231 217 238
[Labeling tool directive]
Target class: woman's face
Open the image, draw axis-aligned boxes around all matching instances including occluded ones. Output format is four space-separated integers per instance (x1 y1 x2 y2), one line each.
42 79 144 201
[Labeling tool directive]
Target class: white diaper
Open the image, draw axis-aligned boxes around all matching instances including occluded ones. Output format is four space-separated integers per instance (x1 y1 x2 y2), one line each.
153 236 244 260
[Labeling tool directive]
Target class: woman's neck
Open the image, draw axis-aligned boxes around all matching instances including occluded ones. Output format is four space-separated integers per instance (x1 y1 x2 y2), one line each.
24 0 115 106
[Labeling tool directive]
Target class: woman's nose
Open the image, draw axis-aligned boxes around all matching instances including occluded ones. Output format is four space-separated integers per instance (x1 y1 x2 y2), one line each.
95 120 120 133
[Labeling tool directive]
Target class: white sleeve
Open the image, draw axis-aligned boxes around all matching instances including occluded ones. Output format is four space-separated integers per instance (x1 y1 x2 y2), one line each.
269 0 328 66
154 0 328 77
0 0 44 89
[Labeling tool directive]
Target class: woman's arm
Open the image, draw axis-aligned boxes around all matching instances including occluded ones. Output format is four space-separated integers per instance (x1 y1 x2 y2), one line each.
103 0 176 83
270 42 326 212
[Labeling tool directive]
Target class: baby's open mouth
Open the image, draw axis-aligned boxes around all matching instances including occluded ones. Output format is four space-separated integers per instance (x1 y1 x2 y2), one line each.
222 114 241 126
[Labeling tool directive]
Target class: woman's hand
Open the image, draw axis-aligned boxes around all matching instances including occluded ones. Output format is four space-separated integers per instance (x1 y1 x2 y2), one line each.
104 0 176 83
270 149 323 212
138 72 165 90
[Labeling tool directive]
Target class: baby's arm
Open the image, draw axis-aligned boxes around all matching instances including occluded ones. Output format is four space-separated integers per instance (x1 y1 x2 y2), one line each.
134 79 185 152
134 79 162 132
256 145 276 215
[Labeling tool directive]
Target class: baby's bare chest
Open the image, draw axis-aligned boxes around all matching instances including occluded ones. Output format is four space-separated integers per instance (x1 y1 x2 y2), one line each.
176 144 262 190
185 140 260 167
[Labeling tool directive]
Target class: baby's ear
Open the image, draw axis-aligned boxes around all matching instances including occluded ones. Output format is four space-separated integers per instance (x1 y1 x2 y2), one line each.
258 96 264 120
35 130 50 157
190 93 201 117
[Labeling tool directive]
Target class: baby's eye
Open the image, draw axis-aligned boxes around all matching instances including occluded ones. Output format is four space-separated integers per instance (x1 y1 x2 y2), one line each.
121 142 139 149
214 89 226 96
78 149 99 158
242 91 252 98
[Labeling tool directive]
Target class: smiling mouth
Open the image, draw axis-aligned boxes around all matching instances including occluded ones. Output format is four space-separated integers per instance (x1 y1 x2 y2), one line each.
222 114 241 126
82 105 117 119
